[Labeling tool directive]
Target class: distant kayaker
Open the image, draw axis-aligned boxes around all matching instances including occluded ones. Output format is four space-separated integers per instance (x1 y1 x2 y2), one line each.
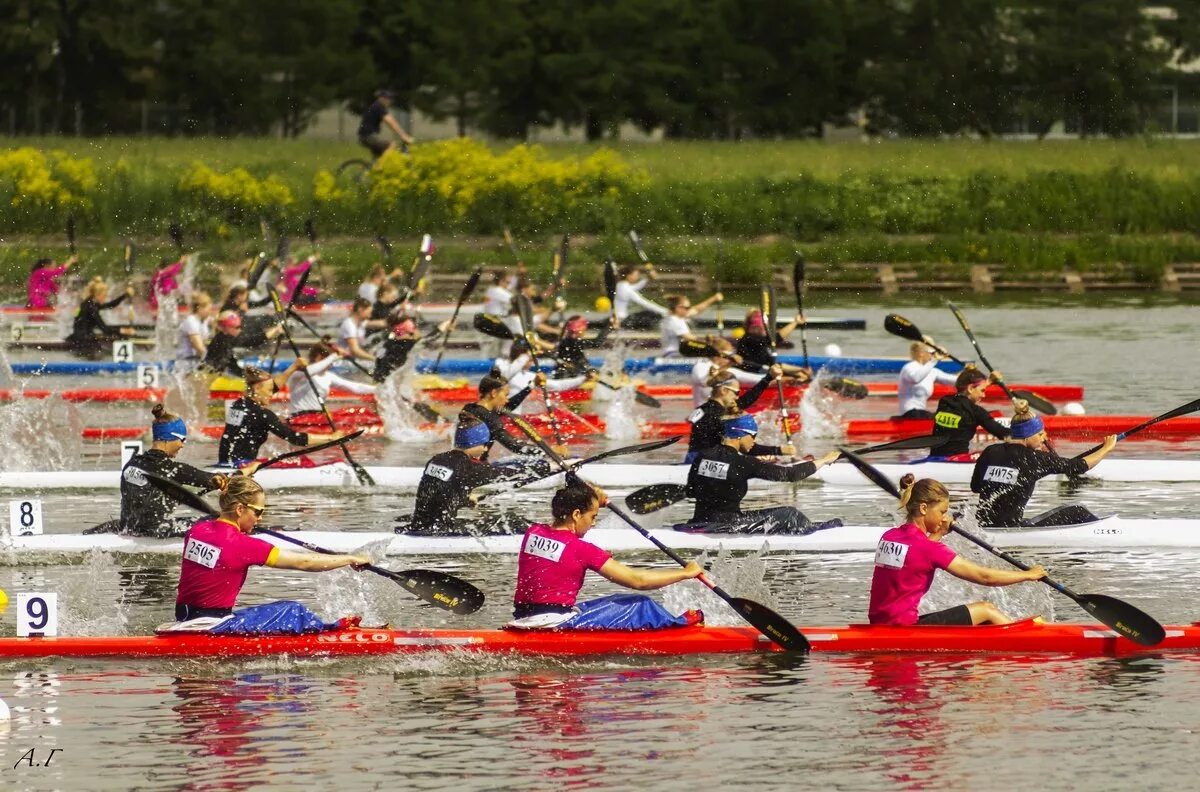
553 315 610 378
684 412 841 534
64 277 136 358
929 368 1015 460
202 312 285 378
613 263 667 330
175 477 369 622
685 368 790 463
87 405 226 538
286 341 376 419
459 373 568 462
688 337 760 407
661 293 722 356
176 292 215 373
896 342 957 419
492 337 595 416
400 419 526 536
868 474 1046 627
972 406 1118 527
338 298 378 363
734 309 811 382
217 365 333 470
511 480 705 629
27 254 77 309
148 256 185 311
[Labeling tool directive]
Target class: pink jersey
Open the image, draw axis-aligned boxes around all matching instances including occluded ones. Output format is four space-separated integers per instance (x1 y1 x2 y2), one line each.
176 518 278 610
148 259 184 309
279 260 319 303
514 523 612 608
26 264 68 309
868 523 957 626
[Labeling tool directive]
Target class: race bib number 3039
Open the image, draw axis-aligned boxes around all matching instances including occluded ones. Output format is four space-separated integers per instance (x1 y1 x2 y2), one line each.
524 534 566 563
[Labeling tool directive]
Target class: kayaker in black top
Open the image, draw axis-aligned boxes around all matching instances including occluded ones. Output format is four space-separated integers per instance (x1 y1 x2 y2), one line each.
399 420 527 536
734 309 811 381
217 366 326 467
65 277 136 358
930 368 1016 459
686 366 791 463
684 412 841 533
553 315 611 378
87 405 227 537
971 407 1118 527
458 374 568 461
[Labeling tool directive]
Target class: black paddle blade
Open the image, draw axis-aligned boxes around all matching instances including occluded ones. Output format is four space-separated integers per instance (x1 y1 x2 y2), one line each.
582 436 679 465
838 448 903 499
853 433 949 455
144 473 219 517
257 430 367 472
246 253 269 291
1075 397 1200 458
376 235 393 260
66 214 76 251
883 313 925 342
516 293 536 336
626 483 689 514
412 401 443 423
760 283 778 339
633 389 662 408
473 313 514 340
728 597 810 653
678 338 718 358
389 568 486 615
304 218 317 245
461 267 483 302
604 258 618 303
555 232 570 287
1011 389 1058 416
169 222 184 251
408 255 431 296
823 377 868 399
792 256 806 301
1076 594 1165 647
276 235 290 262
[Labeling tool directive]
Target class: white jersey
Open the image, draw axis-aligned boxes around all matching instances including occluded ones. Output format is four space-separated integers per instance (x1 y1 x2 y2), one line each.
690 359 762 407
484 285 514 316
357 281 379 303
338 316 366 352
614 279 666 321
287 355 376 413
897 359 958 414
661 314 690 356
509 369 587 414
177 314 210 360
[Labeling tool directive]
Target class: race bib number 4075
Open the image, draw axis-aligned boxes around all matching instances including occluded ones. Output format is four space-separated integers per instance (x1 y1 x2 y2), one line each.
982 465 1019 485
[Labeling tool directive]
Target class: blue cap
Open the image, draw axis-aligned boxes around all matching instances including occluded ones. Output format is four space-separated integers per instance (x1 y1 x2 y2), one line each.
723 413 758 439
152 418 188 442
454 421 492 449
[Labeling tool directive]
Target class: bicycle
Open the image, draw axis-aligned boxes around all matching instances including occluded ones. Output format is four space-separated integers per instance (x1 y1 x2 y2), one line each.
335 142 409 188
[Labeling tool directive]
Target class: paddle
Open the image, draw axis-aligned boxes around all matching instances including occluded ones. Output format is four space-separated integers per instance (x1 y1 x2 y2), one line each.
246 252 270 296
432 267 483 373
947 303 1058 416
625 435 947 515
510 437 682 490
504 413 808 652
142 472 484 615
1073 398 1200 458
883 314 966 364
270 286 375 486
200 431 367 494
502 227 522 264
122 240 137 323
266 264 309 375
714 241 725 333
792 255 810 369
550 233 570 324
405 234 434 302
515 293 563 444
760 283 795 442
304 218 338 295
376 235 394 263
837 447 1165 647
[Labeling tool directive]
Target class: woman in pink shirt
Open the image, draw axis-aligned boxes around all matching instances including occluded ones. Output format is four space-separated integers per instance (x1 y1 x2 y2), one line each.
868 475 1045 627
279 255 321 305
175 477 369 622
512 482 703 628
148 256 185 310
26 254 77 308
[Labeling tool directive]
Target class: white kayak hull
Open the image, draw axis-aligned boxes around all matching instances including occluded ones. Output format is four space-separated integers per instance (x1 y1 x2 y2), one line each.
812 458 1199 485
1 516 1196 555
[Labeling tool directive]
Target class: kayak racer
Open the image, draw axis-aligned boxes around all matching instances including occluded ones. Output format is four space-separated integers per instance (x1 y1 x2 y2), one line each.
174 477 369 623
683 412 842 534
972 407 1118 527
685 368 790 464
510 480 705 629
929 367 1015 459
217 366 338 470
896 341 957 419
868 474 1046 626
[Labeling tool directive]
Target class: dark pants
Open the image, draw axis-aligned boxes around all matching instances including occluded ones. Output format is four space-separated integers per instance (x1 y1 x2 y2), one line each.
894 408 935 420
175 604 233 622
681 506 841 535
621 310 662 331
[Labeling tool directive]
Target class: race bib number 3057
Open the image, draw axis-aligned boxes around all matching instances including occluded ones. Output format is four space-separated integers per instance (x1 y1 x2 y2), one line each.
697 460 730 480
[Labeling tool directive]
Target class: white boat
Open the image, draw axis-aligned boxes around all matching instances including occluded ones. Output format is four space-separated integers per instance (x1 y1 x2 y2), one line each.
0 516 1194 556
2 456 1198 492
812 458 1200 486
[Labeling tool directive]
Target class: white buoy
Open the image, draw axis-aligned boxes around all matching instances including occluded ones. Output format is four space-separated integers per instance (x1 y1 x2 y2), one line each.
1063 402 1086 416
824 343 842 357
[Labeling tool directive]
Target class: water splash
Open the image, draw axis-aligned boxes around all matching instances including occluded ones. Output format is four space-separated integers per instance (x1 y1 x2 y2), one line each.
153 292 181 366
0 344 13 387
57 551 131 636
376 354 448 442
602 385 641 440
798 372 843 440
0 396 83 471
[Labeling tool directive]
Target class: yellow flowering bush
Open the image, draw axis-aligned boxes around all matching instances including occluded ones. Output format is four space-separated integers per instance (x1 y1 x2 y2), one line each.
0 147 96 210
177 162 294 219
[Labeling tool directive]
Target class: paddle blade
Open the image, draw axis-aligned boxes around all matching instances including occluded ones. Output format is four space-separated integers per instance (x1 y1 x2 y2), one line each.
1011 389 1057 416
604 258 618 303
473 313 514 340
626 483 689 514
727 597 809 653
555 232 570 287
304 218 317 245
408 254 432 295
760 284 779 340
411 401 443 423
516 294 536 338
629 230 648 262
144 473 219 517
247 253 269 291
823 377 868 399
792 256 806 302
123 240 137 276
853 434 949 455
633 389 662 408
883 313 925 342
460 267 483 302
390 568 486 615
66 214 76 252
1077 594 1165 647
838 448 902 499
678 338 718 358
376 235 393 260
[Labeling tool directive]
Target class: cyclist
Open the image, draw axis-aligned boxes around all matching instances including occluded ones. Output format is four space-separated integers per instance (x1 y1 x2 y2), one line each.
358 89 414 160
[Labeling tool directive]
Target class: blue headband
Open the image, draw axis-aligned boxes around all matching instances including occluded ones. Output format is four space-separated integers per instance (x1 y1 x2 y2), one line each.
454 421 492 448
152 418 188 442
1010 415 1044 439
723 413 759 439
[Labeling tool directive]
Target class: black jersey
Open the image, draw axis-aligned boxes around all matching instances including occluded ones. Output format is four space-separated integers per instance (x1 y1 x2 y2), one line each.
686 444 816 522
685 375 780 457
65 294 128 352
971 442 1089 527
120 449 216 536
408 450 521 534
203 332 244 376
734 333 778 369
459 386 537 458
218 397 309 465
931 393 1012 456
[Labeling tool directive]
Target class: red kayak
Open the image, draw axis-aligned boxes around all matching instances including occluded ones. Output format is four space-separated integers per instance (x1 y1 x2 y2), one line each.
0 387 167 403
0 620 1195 659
